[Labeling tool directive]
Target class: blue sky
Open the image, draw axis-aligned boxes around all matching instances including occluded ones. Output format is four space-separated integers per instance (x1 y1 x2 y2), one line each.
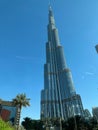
0 0 98 122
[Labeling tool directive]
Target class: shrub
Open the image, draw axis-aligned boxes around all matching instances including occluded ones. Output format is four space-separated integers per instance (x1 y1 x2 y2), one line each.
0 118 14 130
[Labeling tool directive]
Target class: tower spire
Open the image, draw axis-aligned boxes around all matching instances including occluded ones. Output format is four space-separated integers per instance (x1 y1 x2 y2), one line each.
49 5 53 17
48 5 55 28
49 4 52 11
48 0 51 8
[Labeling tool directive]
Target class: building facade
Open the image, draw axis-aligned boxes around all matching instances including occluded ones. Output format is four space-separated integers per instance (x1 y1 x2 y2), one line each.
0 99 19 125
84 109 91 120
95 44 98 53
41 6 84 120
92 107 98 122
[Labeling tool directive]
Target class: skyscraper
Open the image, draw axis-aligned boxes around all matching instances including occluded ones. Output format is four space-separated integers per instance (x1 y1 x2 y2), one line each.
41 6 84 120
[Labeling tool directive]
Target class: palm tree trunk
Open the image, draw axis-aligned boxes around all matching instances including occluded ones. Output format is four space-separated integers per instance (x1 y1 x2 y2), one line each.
16 106 21 130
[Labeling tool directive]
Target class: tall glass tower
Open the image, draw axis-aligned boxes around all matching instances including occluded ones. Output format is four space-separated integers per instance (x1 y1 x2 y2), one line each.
41 6 84 120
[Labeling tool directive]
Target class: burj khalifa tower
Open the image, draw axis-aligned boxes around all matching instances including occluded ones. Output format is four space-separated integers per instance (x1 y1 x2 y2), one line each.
41 6 84 120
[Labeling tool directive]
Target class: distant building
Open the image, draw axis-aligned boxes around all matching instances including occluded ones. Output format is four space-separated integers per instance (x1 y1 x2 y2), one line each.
92 107 98 122
0 99 19 125
84 109 91 120
95 45 98 53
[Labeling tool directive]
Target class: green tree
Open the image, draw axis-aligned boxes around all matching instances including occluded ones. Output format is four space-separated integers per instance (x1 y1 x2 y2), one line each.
22 118 44 130
22 117 33 130
12 93 30 130
61 116 98 130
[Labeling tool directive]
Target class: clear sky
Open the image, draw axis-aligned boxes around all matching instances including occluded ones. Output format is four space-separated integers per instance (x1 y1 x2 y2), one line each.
0 0 98 122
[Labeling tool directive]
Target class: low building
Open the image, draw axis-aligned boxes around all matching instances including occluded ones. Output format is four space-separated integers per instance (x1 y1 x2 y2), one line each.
0 99 19 125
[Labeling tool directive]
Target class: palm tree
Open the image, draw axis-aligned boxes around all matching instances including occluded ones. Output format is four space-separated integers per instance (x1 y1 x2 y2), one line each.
12 93 30 130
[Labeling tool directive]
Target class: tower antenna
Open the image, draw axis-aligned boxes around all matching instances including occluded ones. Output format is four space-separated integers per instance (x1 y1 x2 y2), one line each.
48 0 51 8
48 0 54 8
